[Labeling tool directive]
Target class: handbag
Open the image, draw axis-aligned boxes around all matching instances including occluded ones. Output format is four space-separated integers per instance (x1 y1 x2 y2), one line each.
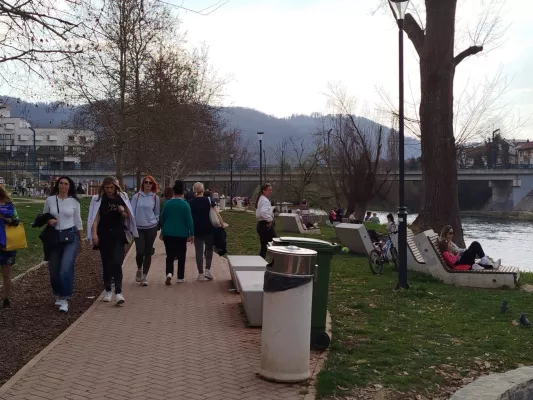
209 203 223 228
5 223 27 251
56 196 76 244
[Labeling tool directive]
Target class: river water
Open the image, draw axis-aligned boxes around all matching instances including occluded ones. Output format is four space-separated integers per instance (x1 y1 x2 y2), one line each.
367 212 533 272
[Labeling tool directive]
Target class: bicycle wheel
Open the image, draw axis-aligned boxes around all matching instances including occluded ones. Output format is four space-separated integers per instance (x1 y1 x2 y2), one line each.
390 247 398 271
368 249 384 275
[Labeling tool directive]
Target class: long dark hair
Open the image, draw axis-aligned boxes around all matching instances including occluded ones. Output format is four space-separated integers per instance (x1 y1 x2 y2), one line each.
255 183 271 209
51 176 79 202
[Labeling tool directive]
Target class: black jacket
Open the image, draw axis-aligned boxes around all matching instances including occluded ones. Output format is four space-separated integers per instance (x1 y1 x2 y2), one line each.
33 213 58 261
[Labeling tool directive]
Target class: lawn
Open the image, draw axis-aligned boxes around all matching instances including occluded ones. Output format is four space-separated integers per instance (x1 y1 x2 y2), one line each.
3 196 92 278
222 210 533 399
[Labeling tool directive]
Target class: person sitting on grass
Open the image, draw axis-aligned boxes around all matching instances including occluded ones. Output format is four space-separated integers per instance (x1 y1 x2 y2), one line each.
438 238 497 271
439 225 500 268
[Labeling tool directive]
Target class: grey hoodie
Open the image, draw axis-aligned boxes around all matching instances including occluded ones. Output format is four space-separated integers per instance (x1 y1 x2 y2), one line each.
131 191 160 229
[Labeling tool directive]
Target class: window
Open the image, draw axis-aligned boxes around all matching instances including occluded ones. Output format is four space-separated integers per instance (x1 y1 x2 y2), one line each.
79 136 87 142
68 135 75 141
5 123 14 130
18 135 29 141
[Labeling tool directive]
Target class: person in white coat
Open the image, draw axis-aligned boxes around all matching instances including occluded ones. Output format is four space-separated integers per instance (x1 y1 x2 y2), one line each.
87 177 137 305
255 183 275 259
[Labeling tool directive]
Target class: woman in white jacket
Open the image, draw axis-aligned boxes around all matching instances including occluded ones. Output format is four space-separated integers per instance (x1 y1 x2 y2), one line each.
87 177 137 305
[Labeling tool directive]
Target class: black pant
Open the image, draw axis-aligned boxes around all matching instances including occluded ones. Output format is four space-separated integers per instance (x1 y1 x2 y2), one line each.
134 226 158 275
458 241 485 266
163 236 187 279
257 221 276 259
99 232 125 294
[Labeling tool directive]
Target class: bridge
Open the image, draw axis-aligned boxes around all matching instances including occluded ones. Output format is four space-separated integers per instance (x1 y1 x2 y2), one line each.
33 167 533 211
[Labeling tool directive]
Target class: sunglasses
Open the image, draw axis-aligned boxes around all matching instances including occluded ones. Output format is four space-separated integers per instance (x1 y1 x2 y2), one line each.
448 231 454 235
143 181 153 185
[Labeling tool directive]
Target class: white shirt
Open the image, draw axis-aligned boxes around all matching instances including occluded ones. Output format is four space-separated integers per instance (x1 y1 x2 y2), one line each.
256 195 273 222
43 196 83 231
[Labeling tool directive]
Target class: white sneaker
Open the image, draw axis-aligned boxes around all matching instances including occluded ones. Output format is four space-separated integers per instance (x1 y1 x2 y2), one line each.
116 293 125 305
472 263 484 270
58 300 68 312
135 269 142 282
165 273 172 286
177 279 186 283
197 274 206 281
102 291 113 302
55 297 62 307
141 275 148 286
495 259 501 269
205 269 213 280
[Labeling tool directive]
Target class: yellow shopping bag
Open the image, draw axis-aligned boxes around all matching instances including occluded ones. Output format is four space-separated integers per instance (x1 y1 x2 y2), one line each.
5 223 27 251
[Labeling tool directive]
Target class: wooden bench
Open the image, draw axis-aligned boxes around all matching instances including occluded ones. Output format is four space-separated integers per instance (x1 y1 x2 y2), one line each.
335 223 374 255
235 270 264 327
227 255 267 293
414 230 519 289
390 229 426 271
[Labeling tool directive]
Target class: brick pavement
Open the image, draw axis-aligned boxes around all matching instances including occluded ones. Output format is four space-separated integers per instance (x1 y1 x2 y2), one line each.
0 239 320 400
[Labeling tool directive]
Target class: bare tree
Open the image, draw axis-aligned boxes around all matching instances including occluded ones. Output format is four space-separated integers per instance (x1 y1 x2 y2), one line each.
284 137 323 204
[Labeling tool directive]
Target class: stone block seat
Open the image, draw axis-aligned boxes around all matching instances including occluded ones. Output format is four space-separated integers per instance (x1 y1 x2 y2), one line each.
414 229 519 289
227 255 267 293
235 270 264 327
277 213 321 235
335 223 374 255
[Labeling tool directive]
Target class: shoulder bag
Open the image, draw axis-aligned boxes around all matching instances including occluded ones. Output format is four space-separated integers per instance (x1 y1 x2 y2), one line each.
56 196 76 244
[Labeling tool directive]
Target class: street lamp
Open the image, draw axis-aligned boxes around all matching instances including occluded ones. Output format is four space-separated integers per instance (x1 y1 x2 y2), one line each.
391 0 410 290
230 153 234 210
257 132 264 188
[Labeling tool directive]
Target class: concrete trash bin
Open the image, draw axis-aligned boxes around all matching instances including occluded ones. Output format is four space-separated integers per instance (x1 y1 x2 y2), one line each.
259 245 317 383
270 237 340 351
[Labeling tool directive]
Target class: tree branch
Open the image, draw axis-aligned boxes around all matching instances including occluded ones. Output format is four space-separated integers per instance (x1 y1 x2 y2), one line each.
403 13 425 56
454 45 483 67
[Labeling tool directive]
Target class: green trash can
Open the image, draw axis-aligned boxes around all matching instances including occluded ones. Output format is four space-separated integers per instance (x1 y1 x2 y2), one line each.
270 236 340 351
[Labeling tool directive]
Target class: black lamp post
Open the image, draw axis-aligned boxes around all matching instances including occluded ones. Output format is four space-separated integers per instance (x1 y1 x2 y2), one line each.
230 153 234 210
391 0 409 290
257 132 264 188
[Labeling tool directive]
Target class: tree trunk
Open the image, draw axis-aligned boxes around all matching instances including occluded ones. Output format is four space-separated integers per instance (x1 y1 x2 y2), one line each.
412 0 465 246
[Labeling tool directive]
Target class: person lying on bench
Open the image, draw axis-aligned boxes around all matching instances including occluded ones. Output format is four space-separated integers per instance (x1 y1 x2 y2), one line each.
439 225 500 268
296 209 318 230
438 238 499 270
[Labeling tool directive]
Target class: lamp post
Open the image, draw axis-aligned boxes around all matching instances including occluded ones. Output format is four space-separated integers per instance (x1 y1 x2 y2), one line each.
230 153 234 210
391 0 410 290
257 132 264 188
492 128 500 169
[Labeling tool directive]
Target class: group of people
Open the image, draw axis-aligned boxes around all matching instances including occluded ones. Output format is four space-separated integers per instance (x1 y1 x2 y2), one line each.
0 176 225 310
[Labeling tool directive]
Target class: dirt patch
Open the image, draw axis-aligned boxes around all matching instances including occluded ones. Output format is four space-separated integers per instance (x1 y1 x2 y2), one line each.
0 246 105 386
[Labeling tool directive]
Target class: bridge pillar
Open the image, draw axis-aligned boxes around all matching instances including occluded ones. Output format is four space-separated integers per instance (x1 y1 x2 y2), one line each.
488 180 515 211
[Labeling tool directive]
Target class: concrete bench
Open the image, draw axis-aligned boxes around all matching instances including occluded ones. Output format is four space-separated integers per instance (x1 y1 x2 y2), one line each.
227 255 267 293
414 229 519 289
278 213 321 235
235 270 265 327
335 223 373 255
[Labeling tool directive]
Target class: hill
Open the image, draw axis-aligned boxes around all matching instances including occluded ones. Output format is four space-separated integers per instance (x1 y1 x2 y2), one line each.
0 96 421 159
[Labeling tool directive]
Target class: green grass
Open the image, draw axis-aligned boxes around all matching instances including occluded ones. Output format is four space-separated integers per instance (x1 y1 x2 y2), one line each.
3 197 91 277
222 210 533 399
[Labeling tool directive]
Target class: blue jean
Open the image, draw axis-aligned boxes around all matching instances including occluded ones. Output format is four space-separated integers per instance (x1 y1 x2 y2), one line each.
48 229 79 299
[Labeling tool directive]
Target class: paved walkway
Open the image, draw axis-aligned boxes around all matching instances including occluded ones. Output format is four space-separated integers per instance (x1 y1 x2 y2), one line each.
0 239 322 400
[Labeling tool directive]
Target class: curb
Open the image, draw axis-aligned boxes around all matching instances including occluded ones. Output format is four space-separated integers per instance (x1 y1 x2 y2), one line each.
0 245 136 397
0 261 48 291
303 311 333 400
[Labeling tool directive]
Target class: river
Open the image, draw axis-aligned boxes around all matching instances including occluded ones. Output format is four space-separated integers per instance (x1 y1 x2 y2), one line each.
367 212 533 272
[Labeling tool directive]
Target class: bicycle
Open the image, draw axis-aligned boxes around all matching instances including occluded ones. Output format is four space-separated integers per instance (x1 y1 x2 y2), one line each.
368 232 398 275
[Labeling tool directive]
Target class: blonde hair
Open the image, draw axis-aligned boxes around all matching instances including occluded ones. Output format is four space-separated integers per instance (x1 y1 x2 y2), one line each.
193 182 204 194
97 176 123 199
0 185 12 202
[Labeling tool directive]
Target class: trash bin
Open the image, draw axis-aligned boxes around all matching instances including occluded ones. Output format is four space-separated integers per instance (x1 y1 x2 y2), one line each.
270 236 340 351
259 245 317 383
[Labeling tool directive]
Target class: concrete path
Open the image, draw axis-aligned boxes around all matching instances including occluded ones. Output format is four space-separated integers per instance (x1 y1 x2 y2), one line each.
0 238 321 400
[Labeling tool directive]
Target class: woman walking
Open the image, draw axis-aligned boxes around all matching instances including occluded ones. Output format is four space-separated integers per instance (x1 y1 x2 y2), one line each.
0 186 20 308
44 176 83 313
161 180 194 285
189 182 216 280
131 175 160 286
255 183 276 259
87 177 137 305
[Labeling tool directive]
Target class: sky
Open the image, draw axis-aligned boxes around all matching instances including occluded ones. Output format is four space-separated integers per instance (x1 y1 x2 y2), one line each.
175 0 533 140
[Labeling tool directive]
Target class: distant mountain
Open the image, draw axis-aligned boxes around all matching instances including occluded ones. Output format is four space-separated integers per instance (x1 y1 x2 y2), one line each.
221 107 422 159
0 96 422 158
